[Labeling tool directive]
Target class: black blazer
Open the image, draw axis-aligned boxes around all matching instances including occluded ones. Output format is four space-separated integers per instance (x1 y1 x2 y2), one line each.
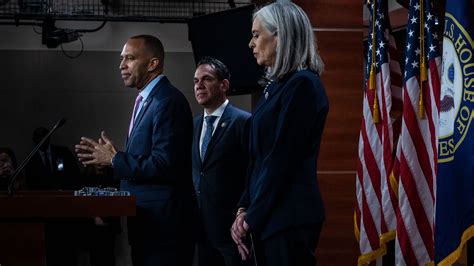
192 103 250 245
25 144 81 190
113 76 197 249
239 69 329 240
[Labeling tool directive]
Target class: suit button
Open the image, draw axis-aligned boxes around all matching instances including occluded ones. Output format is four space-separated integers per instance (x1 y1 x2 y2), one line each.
197 190 201 195
200 172 204 177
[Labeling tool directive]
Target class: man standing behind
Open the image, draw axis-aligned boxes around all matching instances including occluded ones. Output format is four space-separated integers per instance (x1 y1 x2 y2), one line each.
75 35 196 266
193 56 250 266
25 126 81 190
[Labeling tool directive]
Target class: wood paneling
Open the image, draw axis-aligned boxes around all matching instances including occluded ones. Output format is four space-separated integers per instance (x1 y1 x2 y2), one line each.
0 223 45 266
252 0 362 28
317 173 359 265
317 31 364 172
300 2 363 264
294 0 362 28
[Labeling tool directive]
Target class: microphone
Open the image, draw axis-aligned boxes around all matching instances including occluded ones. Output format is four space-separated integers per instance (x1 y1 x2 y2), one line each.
55 118 66 128
8 118 67 196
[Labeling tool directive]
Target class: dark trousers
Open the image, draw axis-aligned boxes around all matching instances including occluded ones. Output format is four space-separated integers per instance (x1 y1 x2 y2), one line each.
253 223 323 266
45 218 117 266
83 222 117 266
130 241 195 266
198 240 245 266
45 221 77 266
128 216 195 266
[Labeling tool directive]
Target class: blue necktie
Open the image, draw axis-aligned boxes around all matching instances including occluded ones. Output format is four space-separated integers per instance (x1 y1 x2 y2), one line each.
201 115 217 160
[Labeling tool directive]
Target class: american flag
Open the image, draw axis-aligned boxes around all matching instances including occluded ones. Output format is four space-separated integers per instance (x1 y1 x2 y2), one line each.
355 0 401 263
394 0 440 264
380 0 403 242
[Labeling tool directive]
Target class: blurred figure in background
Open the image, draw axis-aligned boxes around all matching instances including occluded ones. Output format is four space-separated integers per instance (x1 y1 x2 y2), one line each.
24 126 81 190
0 147 19 190
22 126 82 266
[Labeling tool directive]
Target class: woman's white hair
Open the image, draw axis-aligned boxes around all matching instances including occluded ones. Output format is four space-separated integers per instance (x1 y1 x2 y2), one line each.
254 1 324 81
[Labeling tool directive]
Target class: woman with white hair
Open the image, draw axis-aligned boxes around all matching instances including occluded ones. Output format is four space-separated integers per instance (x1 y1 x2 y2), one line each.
230 1 329 265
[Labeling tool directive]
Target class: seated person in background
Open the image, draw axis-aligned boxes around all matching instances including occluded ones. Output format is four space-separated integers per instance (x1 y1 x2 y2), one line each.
24 126 81 190
0 147 19 190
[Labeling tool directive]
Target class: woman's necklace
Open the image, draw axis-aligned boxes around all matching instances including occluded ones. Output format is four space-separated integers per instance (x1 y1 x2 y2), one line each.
263 80 273 100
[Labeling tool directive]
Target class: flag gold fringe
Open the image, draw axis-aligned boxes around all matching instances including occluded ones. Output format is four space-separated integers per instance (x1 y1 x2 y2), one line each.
354 211 360 242
369 65 376 91
438 225 474 266
420 58 428 82
373 93 380 123
355 219 396 266
390 170 399 199
354 207 388 265
380 230 396 248
358 245 386 266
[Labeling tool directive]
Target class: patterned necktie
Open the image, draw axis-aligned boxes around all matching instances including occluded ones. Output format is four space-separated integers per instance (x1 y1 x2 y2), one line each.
200 115 217 160
128 94 143 136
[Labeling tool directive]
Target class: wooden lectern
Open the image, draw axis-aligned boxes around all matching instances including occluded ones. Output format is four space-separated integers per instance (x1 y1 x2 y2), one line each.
0 190 136 266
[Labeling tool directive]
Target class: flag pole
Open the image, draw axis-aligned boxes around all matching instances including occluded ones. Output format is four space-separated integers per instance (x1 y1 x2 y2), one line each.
419 0 426 119
369 0 380 123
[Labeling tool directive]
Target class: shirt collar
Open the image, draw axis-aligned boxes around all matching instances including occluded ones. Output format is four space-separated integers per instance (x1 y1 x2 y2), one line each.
139 74 164 100
204 99 228 118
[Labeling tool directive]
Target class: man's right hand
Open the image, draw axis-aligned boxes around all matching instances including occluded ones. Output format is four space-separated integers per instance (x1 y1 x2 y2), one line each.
75 131 117 167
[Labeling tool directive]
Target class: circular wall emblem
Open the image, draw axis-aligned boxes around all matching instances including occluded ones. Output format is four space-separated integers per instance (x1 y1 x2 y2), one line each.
438 13 474 163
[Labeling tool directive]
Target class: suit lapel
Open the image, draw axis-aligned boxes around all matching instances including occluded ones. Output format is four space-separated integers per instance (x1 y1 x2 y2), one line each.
126 98 152 151
131 97 152 136
126 77 168 151
194 115 204 167
202 104 232 164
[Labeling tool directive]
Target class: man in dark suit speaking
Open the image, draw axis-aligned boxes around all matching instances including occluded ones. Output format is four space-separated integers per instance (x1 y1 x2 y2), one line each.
75 35 196 266
192 56 250 266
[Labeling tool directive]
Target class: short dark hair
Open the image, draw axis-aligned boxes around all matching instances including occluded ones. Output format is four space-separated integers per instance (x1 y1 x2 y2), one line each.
0 147 17 169
130 34 165 69
197 56 231 81
33 126 48 142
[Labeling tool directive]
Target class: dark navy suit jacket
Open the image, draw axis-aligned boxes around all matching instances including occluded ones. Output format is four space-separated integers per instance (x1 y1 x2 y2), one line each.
112 76 197 256
192 103 250 245
239 69 329 240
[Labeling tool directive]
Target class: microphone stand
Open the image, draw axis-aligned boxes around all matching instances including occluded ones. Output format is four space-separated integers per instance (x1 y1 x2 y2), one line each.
8 118 67 196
